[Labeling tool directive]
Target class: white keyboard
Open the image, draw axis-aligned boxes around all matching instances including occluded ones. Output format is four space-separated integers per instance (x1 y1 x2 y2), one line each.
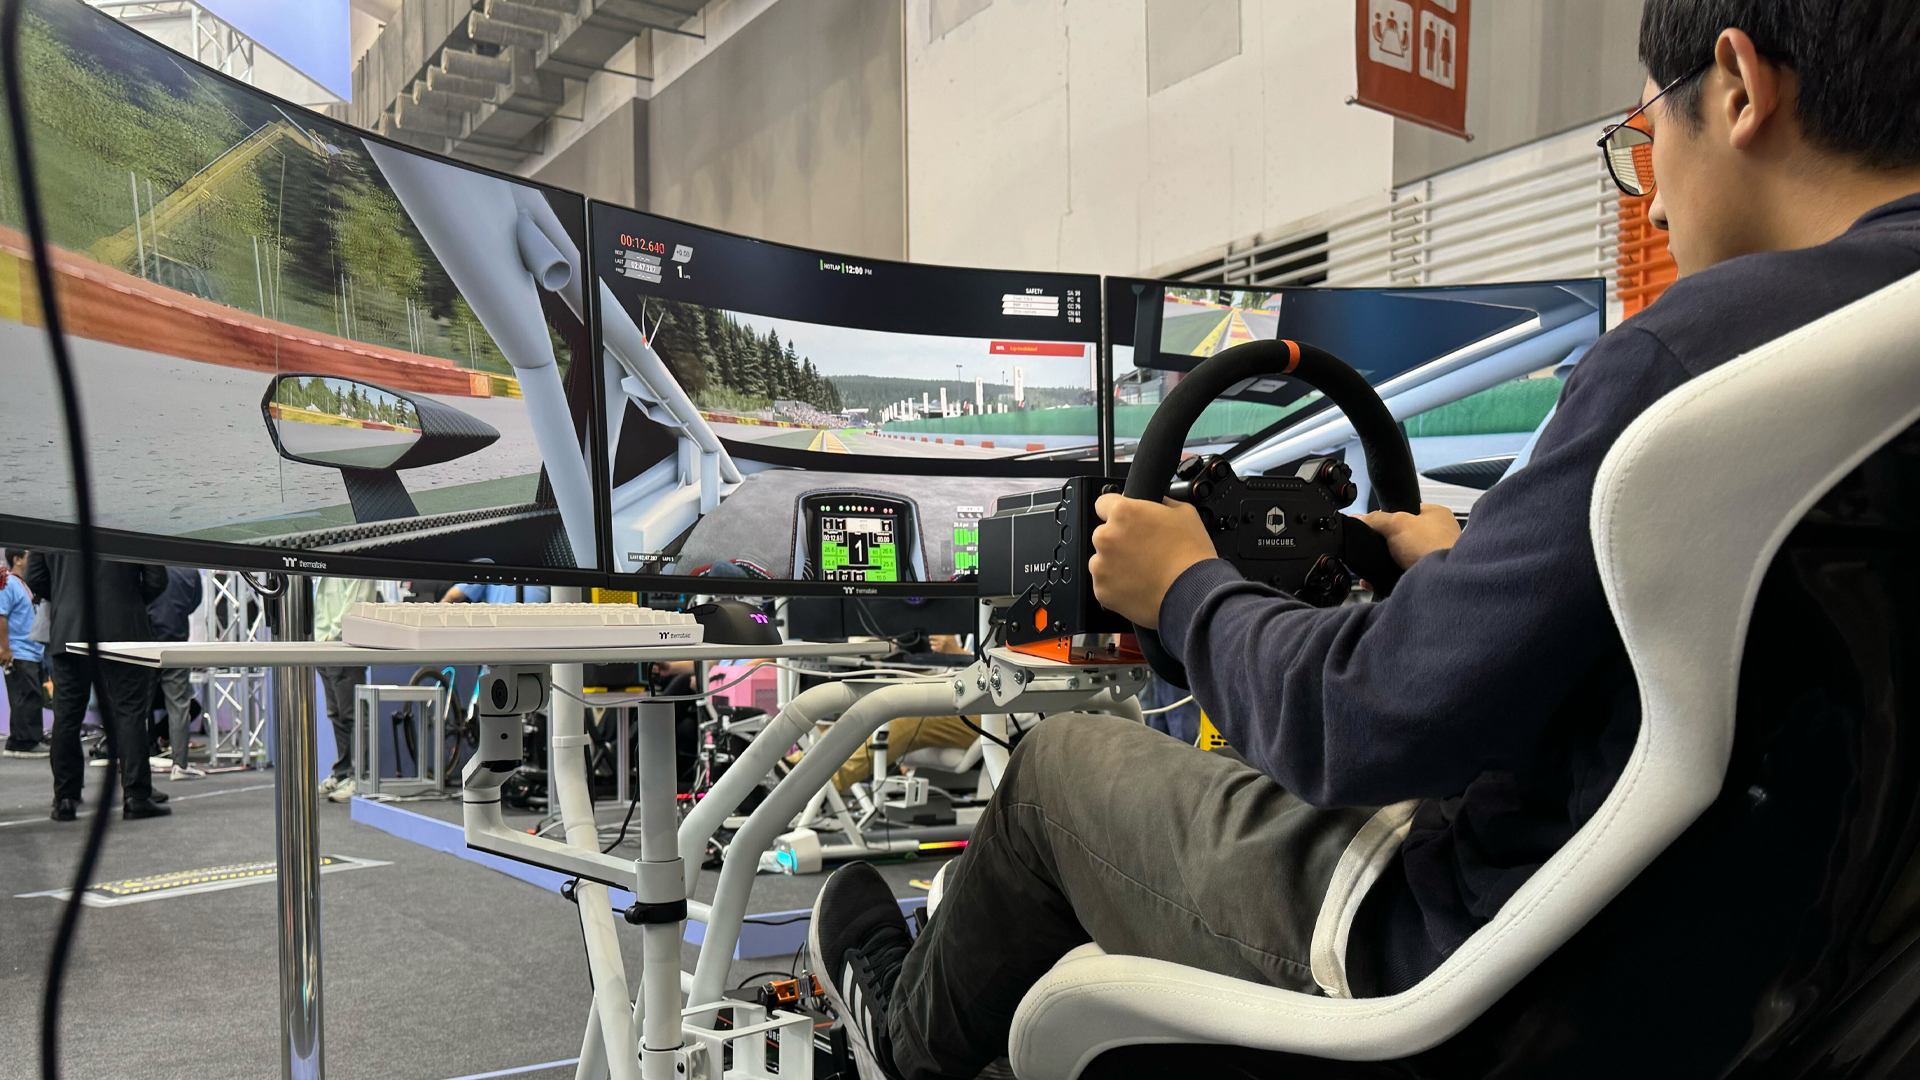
340 602 705 650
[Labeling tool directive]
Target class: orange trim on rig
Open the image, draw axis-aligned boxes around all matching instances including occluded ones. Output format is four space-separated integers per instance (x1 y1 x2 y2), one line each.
1282 339 1301 373
1005 636 1148 665
1008 637 1074 662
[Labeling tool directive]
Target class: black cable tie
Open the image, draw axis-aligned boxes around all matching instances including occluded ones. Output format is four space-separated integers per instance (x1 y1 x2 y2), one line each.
623 899 689 925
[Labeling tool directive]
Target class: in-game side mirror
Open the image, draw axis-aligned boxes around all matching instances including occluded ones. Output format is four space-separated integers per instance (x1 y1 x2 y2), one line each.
262 374 499 522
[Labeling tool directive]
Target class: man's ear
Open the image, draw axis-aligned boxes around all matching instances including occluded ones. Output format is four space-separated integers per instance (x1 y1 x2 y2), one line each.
1718 28 1784 152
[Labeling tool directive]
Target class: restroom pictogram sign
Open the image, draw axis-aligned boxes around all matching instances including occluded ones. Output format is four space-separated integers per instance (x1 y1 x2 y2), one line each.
1355 0 1470 139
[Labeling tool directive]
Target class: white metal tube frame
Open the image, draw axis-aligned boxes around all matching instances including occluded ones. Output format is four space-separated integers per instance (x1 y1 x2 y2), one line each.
687 680 957 1014
684 650 1148 1017
461 649 1146 1077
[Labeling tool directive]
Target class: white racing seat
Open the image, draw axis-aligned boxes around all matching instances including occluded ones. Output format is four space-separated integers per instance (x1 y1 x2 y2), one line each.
1008 270 1920 1079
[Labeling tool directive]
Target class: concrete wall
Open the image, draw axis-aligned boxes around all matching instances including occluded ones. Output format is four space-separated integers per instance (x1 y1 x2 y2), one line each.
347 0 472 131
904 0 1395 275
647 0 906 259
1392 0 1645 185
528 98 647 210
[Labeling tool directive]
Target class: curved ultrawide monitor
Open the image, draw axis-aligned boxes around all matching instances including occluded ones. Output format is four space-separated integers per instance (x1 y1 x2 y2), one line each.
591 203 1103 595
0 0 602 584
1106 276 1607 513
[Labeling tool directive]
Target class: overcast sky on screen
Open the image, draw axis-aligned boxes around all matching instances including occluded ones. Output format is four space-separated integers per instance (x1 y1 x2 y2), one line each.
199 0 350 99
729 312 1091 387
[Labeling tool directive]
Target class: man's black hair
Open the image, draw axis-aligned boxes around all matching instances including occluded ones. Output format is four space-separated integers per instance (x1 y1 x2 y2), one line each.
3 547 26 566
1639 0 1920 169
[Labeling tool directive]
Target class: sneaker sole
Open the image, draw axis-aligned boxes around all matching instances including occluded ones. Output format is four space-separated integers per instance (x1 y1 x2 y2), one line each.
808 890 894 1080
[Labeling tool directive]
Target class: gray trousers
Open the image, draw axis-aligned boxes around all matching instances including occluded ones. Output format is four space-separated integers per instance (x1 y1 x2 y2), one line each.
156 666 194 767
890 713 1379 1080
317 665 365 780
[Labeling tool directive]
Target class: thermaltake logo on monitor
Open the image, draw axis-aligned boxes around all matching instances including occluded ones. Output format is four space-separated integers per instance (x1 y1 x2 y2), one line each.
281 556 328 571
841 586 879 596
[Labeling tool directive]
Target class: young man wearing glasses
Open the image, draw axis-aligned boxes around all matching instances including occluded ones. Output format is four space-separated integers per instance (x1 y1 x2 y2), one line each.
809 3 1920 1078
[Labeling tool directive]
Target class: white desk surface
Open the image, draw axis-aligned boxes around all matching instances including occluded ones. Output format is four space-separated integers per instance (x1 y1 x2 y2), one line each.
78 640 891 670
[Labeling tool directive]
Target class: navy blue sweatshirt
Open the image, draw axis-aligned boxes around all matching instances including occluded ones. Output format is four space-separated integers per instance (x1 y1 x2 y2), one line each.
146 567 204 643
1158 194 1920 984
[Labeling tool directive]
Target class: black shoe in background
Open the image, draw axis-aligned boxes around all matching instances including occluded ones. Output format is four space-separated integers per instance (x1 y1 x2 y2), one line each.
51 798 77 822
122 798 171 820
147 790 168 803
809 862 912 1080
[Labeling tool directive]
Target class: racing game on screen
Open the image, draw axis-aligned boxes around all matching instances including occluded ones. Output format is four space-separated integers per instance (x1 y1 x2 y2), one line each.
1107 277 1604 514
592 204 1102 588
0 0 599 574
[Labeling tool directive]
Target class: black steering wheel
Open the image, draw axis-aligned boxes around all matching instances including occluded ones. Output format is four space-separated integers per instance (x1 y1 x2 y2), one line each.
1124 338 1422 688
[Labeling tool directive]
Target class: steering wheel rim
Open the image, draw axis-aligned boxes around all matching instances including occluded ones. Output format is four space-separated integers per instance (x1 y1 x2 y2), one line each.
1122 338 1421 688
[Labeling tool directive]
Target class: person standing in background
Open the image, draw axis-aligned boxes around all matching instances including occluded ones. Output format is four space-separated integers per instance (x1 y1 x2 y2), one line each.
146 566 205 780
25 551 169 821
314 576 378 804
441 581 551 604
2 548 48 758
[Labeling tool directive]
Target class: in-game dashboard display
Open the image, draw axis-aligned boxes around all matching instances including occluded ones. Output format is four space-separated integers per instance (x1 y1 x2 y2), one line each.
807 495 909 584
591 203 1104 594
0 0 601 582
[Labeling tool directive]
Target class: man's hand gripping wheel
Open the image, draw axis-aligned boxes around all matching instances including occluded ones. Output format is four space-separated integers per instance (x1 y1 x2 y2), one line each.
1112 338 1423 688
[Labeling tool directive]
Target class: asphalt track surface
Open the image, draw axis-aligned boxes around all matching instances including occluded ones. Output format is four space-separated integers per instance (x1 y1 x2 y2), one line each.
2 320 565 539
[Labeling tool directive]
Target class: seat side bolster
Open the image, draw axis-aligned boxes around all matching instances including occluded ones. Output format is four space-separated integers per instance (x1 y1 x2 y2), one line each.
1009 950 1458 1080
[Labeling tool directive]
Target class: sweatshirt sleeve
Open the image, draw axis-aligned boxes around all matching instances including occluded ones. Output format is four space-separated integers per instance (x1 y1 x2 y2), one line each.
1154 327 1687 808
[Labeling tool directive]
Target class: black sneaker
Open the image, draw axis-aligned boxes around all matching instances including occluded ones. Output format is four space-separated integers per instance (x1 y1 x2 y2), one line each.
50 798 76 822
809 862 912 1080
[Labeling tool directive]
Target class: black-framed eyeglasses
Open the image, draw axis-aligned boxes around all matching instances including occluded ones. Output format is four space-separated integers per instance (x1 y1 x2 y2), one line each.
1597 60 1711 198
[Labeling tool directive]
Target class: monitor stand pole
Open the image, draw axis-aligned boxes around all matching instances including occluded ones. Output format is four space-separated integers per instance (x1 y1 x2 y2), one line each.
271 575 325 1080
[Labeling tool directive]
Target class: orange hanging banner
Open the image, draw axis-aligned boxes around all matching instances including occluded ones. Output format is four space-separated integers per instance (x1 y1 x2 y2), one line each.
1354 0 1471 140
1615 194 1677 318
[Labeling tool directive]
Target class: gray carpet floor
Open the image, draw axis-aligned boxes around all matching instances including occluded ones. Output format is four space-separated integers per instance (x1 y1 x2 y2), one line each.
0 754 945 1080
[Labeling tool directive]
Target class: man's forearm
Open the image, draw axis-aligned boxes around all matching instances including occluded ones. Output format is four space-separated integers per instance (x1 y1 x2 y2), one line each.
1158 561 1376 804
1157 554 1557 810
